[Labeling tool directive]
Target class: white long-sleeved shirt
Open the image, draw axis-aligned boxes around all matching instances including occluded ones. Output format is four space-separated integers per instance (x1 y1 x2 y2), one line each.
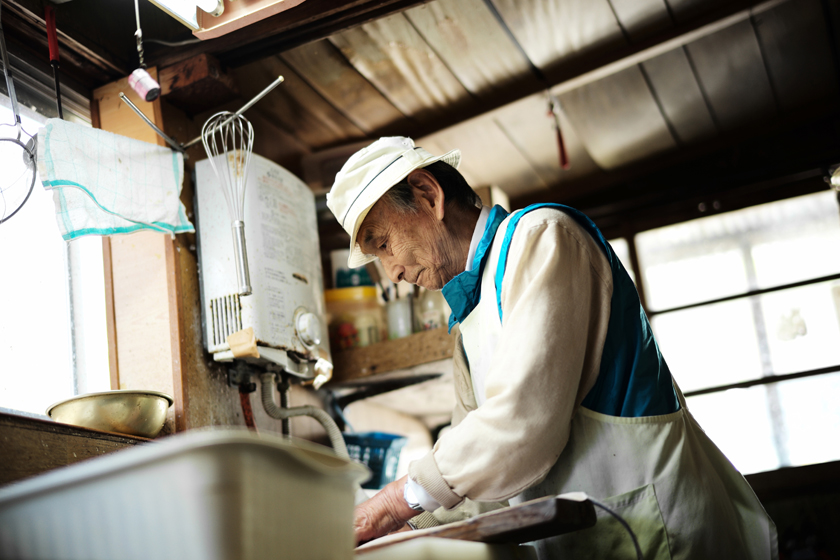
407 207 613 509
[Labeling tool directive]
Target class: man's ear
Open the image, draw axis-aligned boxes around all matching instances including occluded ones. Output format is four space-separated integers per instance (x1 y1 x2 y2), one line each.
407 169 446 221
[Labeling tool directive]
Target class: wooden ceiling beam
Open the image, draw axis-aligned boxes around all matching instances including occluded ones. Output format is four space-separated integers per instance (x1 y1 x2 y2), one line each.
147 0 433 70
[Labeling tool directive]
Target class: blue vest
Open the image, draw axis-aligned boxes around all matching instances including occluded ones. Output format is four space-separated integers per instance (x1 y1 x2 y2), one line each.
442 204 678 417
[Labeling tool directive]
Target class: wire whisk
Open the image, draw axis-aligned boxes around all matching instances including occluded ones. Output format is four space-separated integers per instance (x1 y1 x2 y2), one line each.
201 111 255 296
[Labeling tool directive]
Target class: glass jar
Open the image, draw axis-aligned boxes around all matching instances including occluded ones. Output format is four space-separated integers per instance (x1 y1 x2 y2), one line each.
415 289 448 331
325 287 384 350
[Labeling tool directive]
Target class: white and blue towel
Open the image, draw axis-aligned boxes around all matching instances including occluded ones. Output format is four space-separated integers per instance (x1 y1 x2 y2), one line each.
37 119 194 240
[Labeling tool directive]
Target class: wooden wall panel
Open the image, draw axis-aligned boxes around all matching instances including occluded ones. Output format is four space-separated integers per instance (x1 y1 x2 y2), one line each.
404 0 539 96
281 40 405 134
641 47 717 144
753 0 840 111
685 20 777 131
329 12 472 120
233 56 366 149
557 66 677 169
490 0 626 69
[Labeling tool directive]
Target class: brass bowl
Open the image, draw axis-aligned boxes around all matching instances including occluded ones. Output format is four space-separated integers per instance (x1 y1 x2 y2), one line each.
47 390 174 438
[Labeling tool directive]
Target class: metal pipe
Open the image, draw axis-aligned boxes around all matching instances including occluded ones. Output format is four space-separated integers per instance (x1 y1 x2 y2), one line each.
259 373 349 459
118 92 186 154
182 75 284 149
231 220 252 296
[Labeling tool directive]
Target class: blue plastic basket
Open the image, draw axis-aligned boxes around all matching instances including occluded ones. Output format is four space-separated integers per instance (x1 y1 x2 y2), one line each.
343 432 408 489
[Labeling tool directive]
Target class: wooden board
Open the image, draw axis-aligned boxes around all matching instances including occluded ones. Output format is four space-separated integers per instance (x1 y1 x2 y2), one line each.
0 413 146 487
419 113 548 198
752 0 840 111
281 40 406 134
357 495 597 553
403 0 540 96
491 92 602 188
489 0 626 69
328 12 472 121
158 53 239 115
641 47 717 144
233 56 366 149
331 327 457 384
557 65 677 169
93 71 178 436
609 0 673 43
684 20 777 131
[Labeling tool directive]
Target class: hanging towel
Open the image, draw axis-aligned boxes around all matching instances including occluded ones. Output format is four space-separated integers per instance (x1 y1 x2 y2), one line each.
37 118 194 240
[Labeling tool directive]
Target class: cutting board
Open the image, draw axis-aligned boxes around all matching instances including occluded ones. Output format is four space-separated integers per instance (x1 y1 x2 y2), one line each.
357 494 597 554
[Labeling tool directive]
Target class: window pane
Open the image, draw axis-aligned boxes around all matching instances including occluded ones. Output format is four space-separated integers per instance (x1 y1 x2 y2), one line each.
0 105 73 416
687 386 781 474
607 237 635 284
687 372 840 474
637 191 840 311
760 280 840 374
652 299 764 392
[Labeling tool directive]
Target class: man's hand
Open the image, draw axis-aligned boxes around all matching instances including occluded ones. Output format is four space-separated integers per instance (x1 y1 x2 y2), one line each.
354 475 420 545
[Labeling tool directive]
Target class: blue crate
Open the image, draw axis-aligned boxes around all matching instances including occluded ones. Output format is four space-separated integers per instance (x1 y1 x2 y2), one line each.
343 432 408 489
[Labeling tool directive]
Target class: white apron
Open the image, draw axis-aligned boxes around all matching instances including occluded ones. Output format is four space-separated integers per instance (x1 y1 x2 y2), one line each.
457 213 778 560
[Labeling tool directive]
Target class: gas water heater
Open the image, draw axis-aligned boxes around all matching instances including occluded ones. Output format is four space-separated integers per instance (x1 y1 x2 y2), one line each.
195 153 331 383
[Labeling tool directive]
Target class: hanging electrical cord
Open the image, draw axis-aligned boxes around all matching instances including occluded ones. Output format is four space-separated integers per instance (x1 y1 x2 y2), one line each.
587 498 644 560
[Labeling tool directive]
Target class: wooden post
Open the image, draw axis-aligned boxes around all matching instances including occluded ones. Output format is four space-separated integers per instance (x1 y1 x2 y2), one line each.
91 69 181 436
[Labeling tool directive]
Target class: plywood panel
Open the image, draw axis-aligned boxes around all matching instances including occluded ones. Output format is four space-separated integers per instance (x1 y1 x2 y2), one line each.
492 93 601 188
404 0 538 96
641 47 717 144
420 113 548 198
753 0 840 110
281 40 406 134
685 20 777 130
610 0 673 43
557 65 677 169
234 56 366 149
490 0 626 69
329 12 472 120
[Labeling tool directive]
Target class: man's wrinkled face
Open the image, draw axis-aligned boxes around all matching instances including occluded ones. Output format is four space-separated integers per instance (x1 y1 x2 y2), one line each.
357 195 461 291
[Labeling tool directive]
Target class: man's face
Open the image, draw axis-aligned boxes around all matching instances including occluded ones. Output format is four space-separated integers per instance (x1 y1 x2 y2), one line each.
357 192 461 291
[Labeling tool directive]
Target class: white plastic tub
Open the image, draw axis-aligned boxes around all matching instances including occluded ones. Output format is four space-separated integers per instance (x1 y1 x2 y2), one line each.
0 429 368 560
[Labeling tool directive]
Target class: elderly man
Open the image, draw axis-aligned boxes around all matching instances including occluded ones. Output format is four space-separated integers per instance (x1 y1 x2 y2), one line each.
327 137 776 559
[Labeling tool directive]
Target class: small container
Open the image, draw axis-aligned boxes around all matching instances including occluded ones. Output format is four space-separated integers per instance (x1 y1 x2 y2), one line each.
343 432 408 489
386 295 413 339
330 248 373 288
128 68 161 102
325 287 384 350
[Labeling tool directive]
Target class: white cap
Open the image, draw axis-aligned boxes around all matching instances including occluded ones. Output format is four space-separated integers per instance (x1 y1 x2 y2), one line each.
326 137 460 268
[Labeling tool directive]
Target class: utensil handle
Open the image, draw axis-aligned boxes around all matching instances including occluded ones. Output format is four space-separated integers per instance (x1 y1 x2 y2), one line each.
232 220 252 296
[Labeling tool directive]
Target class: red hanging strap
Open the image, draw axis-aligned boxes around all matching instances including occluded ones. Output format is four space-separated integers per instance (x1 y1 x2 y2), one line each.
45 6 60 63
548 97 571 171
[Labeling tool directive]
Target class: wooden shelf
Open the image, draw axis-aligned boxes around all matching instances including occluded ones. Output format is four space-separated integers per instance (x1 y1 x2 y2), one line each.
330 327 456 384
